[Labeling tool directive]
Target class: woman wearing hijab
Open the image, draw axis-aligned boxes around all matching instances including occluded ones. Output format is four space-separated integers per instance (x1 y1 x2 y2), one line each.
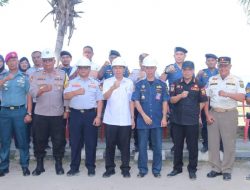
19 57 31 73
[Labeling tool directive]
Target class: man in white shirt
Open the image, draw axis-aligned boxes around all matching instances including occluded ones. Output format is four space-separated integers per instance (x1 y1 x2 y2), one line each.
102 57 135 178
205 57 245 181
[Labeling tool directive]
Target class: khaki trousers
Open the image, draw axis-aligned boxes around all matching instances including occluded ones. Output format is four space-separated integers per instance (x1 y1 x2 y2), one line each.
207 109 238 173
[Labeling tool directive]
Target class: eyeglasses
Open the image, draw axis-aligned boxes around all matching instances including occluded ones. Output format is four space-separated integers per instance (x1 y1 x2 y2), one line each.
42 58 54 63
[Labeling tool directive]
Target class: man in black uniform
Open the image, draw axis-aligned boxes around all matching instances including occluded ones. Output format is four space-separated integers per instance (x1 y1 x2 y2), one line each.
167 61 208 180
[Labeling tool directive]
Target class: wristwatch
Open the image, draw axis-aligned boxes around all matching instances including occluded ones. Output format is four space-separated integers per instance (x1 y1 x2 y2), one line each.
26 112 32 116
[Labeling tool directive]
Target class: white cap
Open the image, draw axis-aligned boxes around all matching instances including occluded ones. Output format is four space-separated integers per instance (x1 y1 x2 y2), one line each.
41 48 55 59
75 57 91 67
112 57 126 67
142 55 157 67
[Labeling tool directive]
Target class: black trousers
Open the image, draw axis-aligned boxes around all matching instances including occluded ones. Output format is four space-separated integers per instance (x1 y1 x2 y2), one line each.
104 124 131 172
172 123 199 173
201 109 208 147
33 115 66 159
69 109 98 171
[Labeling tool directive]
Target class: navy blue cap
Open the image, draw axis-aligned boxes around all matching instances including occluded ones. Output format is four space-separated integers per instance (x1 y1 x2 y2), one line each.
246 82 250 98
205 54 217 59
218 56 231 64
175 47 188 54
182 61 194 69
109 50 120 57
60 50 72 58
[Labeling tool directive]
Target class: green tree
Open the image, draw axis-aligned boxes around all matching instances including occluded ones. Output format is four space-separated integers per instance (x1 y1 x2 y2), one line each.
240 0 250 24
0 0 9 6
42 0 83 63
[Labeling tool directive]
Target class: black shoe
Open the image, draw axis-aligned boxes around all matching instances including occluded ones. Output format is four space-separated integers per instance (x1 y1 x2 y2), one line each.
207 170 222 178
137 172 146 178
153 173 161 178
67 169 79 176
102 170 115 178
223 173 231 181
55 158 64 175
200 146 208 153
122 171 131 178
22 167 30 176
0 168 9 177
189 172 197 180
167 170 182 177
32 168 45 176
88 170 95 177
32 158 45 176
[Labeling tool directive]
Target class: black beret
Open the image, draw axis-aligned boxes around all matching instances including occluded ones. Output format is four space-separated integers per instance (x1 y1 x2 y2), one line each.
109 50 121 57
175 47 188 54
60 51 72 58
205 54 217 59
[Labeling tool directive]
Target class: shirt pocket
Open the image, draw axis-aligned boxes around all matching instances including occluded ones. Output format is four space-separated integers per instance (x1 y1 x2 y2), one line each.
226 84 237 93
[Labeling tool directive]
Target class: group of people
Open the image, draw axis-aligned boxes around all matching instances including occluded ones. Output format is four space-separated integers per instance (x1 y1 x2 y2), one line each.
0 46 248 181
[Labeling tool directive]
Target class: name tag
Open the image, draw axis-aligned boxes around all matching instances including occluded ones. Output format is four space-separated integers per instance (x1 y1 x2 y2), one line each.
72 83 81 87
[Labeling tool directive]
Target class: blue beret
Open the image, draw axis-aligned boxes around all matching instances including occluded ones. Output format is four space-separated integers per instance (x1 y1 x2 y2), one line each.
60 50 72 58
0 54 4 63
109 50 121 57
175 47 188 54
218 56 231 64
205 54 217 59
182 61 194 69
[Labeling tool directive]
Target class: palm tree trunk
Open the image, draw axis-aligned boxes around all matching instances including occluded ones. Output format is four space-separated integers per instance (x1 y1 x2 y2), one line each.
55 20 66 66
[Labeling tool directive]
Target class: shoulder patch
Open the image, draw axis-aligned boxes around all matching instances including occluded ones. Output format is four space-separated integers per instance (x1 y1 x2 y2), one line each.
239 80 244 88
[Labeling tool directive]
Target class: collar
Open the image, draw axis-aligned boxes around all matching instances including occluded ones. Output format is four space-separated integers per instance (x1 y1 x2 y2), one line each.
180 77 195 84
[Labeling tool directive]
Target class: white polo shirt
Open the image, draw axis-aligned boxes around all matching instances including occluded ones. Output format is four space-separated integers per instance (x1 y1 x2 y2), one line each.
206 74 245 109
103 77 133 126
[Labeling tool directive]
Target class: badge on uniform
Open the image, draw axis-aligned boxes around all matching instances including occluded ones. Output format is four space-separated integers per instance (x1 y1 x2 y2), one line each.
88 82 97 88
72 83 81 88
201 88 206 96
191 84 199 91
170 84 175 92
239 80 244 88
203 72 208 77
155 93 161 100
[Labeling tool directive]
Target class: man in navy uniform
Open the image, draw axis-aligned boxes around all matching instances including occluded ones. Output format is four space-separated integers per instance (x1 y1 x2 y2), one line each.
167 61 208 180
64 57 103 177
132 56 169 178
196 54 219 153
98 50 130 80
0 52 32 177
59 50 73 77
160 47 188 153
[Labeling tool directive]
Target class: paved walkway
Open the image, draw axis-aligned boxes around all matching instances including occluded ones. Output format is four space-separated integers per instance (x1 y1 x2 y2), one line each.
1 160 250 190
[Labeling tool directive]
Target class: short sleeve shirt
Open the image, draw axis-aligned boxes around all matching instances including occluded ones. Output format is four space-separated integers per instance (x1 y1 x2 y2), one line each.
170 78 208 125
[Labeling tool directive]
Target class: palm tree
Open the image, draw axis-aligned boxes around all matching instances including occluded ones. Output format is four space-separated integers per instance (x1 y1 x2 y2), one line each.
240 0 250 24
0 0 8 6
41 0 83 63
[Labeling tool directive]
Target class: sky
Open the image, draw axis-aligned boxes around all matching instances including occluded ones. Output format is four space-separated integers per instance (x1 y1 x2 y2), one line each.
0 0 250 83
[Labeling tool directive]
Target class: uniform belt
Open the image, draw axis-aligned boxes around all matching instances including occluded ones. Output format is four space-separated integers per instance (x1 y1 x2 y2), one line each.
1 104 25 110
211 107 236 113
70 108 96 113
